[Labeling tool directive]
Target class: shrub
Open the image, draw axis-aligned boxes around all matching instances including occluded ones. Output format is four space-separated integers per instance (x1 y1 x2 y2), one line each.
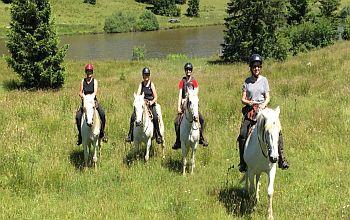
2 0 12 3
339 6 350 20
137 11 159 31
342 17 350 40
104 12 136 33
132 46 146 61
152 0 181 17
175 0 186 4
187 0 199 17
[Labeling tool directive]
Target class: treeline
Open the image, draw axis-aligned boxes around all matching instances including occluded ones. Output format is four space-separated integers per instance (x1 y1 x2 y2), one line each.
221 0 350 62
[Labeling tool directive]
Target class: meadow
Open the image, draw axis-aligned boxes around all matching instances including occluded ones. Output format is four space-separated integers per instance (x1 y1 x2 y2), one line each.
0 40 349 219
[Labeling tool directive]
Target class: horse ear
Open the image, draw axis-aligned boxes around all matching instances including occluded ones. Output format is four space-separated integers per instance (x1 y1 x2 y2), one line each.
275 106 280 116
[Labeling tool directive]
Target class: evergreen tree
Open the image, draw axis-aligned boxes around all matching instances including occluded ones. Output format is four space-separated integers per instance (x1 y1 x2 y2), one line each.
187 0 199 17
6 0 68 89
287 0 309 24
221 0 288 62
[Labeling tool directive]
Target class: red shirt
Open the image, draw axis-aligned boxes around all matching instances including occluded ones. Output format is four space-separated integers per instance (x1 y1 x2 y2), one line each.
178 78 198 89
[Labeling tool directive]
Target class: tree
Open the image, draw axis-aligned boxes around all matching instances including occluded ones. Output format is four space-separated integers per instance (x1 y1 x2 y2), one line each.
287 0 309 24
84 0 96 5
6 0 68 89
187 0 199 17
152 0 180 17
319 0 340 18
221 0 288 62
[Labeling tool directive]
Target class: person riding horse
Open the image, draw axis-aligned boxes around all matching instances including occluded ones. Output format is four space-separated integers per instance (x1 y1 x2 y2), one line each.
237 54 289 172
76 63 107 145
125 67 163 144
172 62 208 150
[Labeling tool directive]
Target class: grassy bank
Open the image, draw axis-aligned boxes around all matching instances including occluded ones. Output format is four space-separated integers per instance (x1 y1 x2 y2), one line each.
0 0 228 38
0 41 349 219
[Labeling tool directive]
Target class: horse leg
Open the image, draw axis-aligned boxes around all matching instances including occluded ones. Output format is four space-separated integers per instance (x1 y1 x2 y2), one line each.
190 144 197 175
267 165 277 220
83 143 89 170
92 139 99 170
161 142 165 159
256 174 261 202
181 142 187 176
145 138 152 162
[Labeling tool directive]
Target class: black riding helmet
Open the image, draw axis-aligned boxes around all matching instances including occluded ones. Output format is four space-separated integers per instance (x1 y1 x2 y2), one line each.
249 54 263 67
184 63 193 71
142 67 150 75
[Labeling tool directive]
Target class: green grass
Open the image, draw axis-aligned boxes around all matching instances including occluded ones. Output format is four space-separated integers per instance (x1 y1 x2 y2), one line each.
0 41 350 219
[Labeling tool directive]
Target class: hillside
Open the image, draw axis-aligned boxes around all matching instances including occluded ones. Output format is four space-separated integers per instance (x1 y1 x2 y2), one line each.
0 41 349 218
0 0 228 37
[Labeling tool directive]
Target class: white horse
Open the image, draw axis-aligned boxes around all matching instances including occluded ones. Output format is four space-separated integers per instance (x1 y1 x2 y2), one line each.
81 94 101 170
133 93 165 162
243 107 281 220
180 89 200 175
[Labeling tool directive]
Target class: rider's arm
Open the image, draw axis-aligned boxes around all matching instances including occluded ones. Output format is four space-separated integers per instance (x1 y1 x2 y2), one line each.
241 90 253 106
136 83 142 95
150 82 157 105
79 80 84 98
260 92 270 109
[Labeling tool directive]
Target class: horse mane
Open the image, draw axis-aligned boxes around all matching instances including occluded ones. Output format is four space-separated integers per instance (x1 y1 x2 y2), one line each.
257 108 281 137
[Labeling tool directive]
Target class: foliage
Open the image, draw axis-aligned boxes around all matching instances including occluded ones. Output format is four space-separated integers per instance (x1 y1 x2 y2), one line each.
221 0 288 62
319 0 341 18
136 10 159 31
5 0 68 89
287 0 309 24
339 5 350 19
187 0 200 17
104 11 137 33
176 0 186 4
132 45 146 60
1 0 12 3
342 17 350 39
286 17 337 54
83 0 96 5
152 0 181 17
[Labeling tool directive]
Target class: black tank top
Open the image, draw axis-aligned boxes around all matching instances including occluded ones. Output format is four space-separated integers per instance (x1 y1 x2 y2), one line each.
83 78 94 95
141 81 154 101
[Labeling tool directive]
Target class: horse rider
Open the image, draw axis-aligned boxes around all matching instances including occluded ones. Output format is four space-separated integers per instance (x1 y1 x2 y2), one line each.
237 54 289 172
172 62 209 150
76 63 107 145
125 67 163 144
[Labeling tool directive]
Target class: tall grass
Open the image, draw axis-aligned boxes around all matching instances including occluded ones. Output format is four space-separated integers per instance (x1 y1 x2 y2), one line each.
0 41 350 219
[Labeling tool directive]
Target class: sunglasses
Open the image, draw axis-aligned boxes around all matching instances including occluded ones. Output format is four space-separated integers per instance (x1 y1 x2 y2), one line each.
252 65 262 69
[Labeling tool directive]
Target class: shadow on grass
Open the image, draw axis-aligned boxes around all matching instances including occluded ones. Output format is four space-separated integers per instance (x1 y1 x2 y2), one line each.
162 156 182 173
69 149 84 171
212 185 256 217
123 144 155 167
2 79 24 91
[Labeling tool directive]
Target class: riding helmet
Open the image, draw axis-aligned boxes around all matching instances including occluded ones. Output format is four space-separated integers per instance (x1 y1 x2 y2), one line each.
184 63 193 71
249 54 263 67
142 67 151 75
85 63 94 72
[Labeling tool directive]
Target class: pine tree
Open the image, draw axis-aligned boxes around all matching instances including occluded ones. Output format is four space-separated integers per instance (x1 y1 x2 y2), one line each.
221 0 288 62
6 0 68 89
187 0 199 17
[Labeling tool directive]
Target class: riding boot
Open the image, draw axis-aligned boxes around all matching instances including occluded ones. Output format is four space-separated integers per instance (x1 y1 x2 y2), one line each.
238 136 247 173
278 133 289 170
125 113 135 143
199 127 209 147
172 115 181 150
154 119 163 144
76 108 82 146
99 119 108 143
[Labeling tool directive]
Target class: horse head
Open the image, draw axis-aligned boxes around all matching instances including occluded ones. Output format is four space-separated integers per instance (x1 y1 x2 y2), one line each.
83 94 96 127
134 93 145 127
186 89 199 122
258 107 281 163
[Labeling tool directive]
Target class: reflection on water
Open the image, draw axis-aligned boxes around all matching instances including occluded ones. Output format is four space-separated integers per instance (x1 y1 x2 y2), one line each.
0 25 224 60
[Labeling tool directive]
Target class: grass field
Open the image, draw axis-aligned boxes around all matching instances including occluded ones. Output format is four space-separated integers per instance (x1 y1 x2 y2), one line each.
0 40 349 219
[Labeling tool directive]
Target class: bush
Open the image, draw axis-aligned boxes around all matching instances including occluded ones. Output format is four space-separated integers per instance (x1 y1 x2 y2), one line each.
287 18 337 54
2 0 12 3
175 0 186 4
132 46 146 61
342 17 350 40
104 12 136 33
187 0 199 17
339 6 350 20
137 11 159 31
152 0 181 17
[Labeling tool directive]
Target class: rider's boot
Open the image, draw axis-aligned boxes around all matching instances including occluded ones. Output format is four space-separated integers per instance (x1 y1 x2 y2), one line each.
76 111 82 146
238 136 247 173
77 133 82 146
172 117 181 150
278 133 289 170
199 127 209 147
154 119 163 144
125 115 134 143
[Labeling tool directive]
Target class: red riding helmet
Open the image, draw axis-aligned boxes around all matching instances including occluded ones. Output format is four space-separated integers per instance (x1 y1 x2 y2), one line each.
85 63 94 72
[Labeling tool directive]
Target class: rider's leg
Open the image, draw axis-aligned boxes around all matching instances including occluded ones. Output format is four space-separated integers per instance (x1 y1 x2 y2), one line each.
96 103 107 142
125 111 136 142
237 119 250 172
199 112 208 147
172 115 181 149
75 107 83 145
278 132 289 170
152 106 163 144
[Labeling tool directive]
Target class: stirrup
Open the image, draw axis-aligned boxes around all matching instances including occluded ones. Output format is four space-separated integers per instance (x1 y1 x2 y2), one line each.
172 142 181 150
76 138 82 146
279 160 289 170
